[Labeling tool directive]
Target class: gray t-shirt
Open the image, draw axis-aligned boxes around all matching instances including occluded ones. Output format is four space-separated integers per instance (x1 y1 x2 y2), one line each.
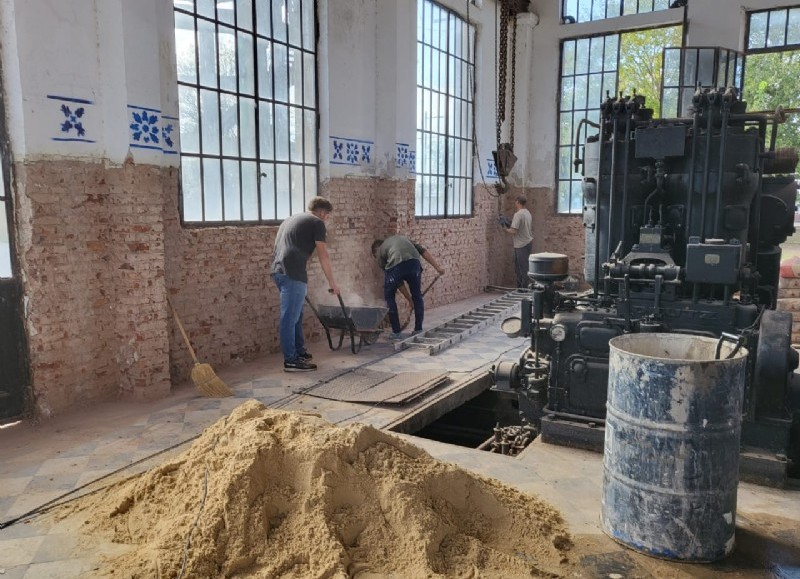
376 235 426 270
271 213 326 283
511 208 533 248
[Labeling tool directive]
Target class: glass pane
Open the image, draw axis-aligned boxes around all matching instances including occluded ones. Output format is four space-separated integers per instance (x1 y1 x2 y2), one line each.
175 13 197 84
662 88 678 118
301 0 314 49
559 112 573 144
561 76 574 110
303 52 316 107
179 86 200 153
257 39 274 100
622 0 636 16
589 37 604 72
220 93 239 156
237 0 253 31
240 97 256 158
197 0 214 18
218 26 237 92
289 106 302 161
575 38 590 74
241 161 258 220
603 72 616 102
256 0 271 37
663 48 680 86
607 0 621 18
238 33 254 95
223 159 241 221
218 0 234 25
305 166 317 200
749 12 767 50
767 9 787 47
203 158 223 221
275 104 289 161
287 0 301 47
260 163 276 220
604 34 619 70
0 202 11 278
557 181 571 213
304 109 316 163
682 48 697 85
588 72 602 110
559 148 572 181
697 49 715 87
259 101 275 160
274 43 289 102
181 157 203 222
564 0 578 21
272 0 287 43
200 89 220 155
288 47 301 105
574 74 588 111
276 164 290 219
570 183 584 212
788 9 800 45
290 164 304 215
578 0 591 22
197 19 218 88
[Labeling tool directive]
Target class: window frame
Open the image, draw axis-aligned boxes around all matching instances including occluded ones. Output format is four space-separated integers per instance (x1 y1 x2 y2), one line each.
415 0 476 219
745 5 800 54
174 0 320 227
560 0 672 25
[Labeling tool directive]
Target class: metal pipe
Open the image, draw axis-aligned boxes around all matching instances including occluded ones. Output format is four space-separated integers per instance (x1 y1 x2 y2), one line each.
685 112 699 240
618 112 632 250
699 103 715 240
713 103 730 238
607 115 620 270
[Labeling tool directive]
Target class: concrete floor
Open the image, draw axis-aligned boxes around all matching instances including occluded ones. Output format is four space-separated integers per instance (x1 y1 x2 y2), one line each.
1 291 799 578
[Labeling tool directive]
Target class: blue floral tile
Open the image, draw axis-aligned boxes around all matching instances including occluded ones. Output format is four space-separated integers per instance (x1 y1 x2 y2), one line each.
409 151 416 174
48 95 95 143
486 158 498 179
330 136 375 166
396 143 410 168
161 115 178 155
127 105 162 151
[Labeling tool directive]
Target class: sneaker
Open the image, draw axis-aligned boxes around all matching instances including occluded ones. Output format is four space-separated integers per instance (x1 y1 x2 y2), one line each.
388 332 405 340
297 351 313 361
284 359 317 372
411 329 423 336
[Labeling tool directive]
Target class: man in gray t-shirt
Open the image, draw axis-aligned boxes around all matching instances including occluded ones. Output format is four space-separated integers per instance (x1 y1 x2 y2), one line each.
502 195 533 288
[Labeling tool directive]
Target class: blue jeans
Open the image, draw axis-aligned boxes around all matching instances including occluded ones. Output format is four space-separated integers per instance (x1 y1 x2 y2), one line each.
272 273 308 363
384 259 424 333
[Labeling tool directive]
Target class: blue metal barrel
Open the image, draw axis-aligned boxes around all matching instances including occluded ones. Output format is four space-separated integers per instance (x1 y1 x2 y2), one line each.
601 333 748 562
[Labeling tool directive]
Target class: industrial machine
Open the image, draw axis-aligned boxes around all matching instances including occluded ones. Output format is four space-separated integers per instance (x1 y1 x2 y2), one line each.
493 87 800 486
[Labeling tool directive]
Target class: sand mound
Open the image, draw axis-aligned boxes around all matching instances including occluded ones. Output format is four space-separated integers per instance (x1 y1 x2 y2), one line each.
66 400 572 578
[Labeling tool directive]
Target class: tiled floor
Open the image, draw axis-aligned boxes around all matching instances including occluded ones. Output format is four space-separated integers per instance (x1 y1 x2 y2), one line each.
1 291 799 578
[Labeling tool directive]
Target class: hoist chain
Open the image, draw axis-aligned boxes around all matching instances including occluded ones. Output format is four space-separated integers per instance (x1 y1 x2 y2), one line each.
496 2 509 149
509 12 517 149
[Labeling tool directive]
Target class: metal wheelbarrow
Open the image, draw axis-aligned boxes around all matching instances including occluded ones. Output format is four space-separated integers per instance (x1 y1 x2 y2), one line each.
305 294 388 354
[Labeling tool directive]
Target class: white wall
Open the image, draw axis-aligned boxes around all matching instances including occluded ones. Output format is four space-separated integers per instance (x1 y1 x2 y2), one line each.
0 0 178 166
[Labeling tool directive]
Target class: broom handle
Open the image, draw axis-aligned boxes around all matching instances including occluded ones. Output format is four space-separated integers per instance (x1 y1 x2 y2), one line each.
167 298 199 365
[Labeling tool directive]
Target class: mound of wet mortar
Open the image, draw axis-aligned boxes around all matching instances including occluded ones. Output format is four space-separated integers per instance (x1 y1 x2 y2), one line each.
66 400 572 578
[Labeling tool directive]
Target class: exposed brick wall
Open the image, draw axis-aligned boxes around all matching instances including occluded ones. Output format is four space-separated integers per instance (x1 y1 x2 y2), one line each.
15 160 171 417
15 164 568 416
524 186 585 282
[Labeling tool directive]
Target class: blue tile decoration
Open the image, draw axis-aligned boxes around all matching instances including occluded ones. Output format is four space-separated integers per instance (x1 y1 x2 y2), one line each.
396 143 410 168
409 150 416 174
486 158 498 179
161 115 178 155
48 95 96 143
128 105 161 151
330 136 374 166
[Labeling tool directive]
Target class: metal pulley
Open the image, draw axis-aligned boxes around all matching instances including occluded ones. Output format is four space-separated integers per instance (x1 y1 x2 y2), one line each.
492 143 517 180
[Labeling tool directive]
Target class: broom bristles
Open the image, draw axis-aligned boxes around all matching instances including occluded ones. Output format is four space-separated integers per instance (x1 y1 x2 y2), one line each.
191 363 233 398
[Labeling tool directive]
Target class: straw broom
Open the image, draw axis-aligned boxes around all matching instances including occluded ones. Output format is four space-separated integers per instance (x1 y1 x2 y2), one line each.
167 299 233 398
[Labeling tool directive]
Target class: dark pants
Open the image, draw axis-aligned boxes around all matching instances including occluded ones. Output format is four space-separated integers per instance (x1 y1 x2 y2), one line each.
514 242 532 288
384 259 423 333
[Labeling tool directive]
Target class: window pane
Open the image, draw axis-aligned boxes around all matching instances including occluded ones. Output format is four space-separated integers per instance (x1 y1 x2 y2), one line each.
240 97 256 158
259 101 275 160
767 9 787 48
179 86 200 153
303 52 316 107
237 0 253 31
198 19 218 88
290 164 304 215
274 43 289 102
0 202 11 278
203 158 223 221
272 0 287 43
304 166 317 199
275 104 289 161
260 163 276 220
304 109 316 163
275 164 290 219
257 39 274 100
288 47 302 105
749 12 767 50
287 0 302 47
223 159 241 221
289 106 303 161
221 93 239 156
241 161 258 220
256 0 271 36
788 9 800 45
175 13 197 84
182 158 203 222
200 90 220 155
238 33 255 95
301 0 314 49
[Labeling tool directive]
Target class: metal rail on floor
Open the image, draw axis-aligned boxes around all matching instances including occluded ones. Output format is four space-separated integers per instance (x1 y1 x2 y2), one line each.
394 289 530 355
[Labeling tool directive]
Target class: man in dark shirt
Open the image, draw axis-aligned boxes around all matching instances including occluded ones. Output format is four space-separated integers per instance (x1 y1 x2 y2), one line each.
371 235 444 339
272 197 340 371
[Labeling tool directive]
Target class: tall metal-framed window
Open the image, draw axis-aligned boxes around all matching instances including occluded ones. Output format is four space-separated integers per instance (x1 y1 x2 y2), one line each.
746 5 800 53
416 0 475 218
557 34 619 214
174 0 318 224
561 0 672 24
744 5 800 154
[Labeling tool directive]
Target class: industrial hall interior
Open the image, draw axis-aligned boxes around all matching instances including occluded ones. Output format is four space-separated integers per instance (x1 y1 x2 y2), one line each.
2 0 800 577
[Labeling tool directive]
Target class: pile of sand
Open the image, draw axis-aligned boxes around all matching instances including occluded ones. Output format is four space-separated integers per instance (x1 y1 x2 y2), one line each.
65 400 572 578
